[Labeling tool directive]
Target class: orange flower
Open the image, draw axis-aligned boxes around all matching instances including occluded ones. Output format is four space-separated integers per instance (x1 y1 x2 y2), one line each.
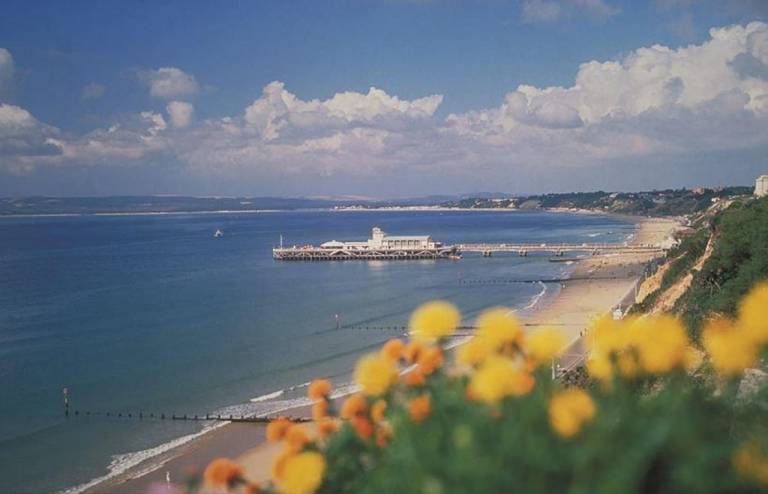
381 339 405 361
266 417 293 443
403 340 426 364
312 399 329 421
351 416 374 440
204 458 243 488
317 417 339 438
340 393 368 419
308 379 332 401
244 483 261 494
408 395 431 423
417 346 444 375
404 367 426 387
375 424 392 447
285 424 310 453
371 399 387 423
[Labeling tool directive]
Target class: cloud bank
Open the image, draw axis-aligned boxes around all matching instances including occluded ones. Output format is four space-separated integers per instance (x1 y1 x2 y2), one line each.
1 22 768 192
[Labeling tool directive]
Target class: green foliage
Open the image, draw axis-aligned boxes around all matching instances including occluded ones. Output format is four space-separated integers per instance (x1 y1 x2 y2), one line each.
677 197 768 338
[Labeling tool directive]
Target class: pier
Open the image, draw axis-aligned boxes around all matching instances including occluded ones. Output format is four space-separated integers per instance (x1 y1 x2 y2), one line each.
458 242 665 257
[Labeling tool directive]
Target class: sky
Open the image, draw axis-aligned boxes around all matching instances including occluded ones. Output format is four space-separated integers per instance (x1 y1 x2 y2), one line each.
1 0 767 198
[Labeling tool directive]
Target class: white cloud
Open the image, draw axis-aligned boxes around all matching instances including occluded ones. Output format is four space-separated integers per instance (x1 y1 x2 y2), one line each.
2 22 768 193
522 0 619 23
140 67 200 99
81 82 105 100
0 104 62 162
167 101 194 128
0 48 15 93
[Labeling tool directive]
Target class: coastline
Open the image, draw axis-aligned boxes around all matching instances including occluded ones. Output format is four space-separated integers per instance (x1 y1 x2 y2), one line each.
82 214 680 494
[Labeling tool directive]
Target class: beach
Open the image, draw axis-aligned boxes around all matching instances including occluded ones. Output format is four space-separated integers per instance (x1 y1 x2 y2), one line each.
87 215 679 494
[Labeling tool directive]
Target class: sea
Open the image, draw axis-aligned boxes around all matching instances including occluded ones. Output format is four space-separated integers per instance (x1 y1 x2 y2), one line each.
0 209 634 493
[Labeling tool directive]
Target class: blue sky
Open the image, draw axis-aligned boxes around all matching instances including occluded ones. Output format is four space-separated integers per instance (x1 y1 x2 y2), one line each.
1 0 767 197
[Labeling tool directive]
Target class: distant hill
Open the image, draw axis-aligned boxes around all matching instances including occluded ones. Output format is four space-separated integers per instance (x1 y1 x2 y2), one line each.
441 187 754 217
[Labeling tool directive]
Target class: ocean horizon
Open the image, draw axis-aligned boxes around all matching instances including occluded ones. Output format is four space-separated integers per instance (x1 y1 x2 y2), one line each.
0 209 634 493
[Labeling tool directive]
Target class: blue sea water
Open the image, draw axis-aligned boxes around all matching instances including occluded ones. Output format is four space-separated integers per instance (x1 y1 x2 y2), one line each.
0 210 633 493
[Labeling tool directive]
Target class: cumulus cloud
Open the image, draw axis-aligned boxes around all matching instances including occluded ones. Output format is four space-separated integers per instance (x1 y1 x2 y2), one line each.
0 48 15 93
2 22 768 193
81 82 105 100
167 101 194 128
522 0 619 23
139 67 200 99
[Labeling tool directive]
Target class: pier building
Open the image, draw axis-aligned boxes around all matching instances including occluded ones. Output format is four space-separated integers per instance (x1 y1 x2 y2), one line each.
755 175 768 197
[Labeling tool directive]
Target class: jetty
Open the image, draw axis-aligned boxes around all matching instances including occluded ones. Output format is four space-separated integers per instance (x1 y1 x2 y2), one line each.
273 227 459 261
272 227 668 261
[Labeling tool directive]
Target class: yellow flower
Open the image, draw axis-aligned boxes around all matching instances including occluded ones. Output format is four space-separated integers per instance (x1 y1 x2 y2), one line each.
632 315 690 374
456 337 494 367
403 340 426 364
311 399 329 421
408 394 431 423
702 317 758 377
204 458 243 488
308 379 332 401
738 282 768 344
280 451 326 494
526 327 566 365
469 356 532 403
476 308 523 348
317 417 339 438
548 388 597 439
587 315 623 354
354 353 399 396
404 367 426 387
410 300 461 341
733 441 768 485
586 352 613 383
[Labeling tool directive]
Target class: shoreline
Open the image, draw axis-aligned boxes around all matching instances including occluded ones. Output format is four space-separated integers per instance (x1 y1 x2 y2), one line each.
81 214 680 494
2 206 646 219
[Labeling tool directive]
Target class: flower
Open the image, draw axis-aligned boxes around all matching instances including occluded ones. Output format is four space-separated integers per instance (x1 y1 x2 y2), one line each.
410 300 461 341
404 367 426 387
280 451 326 494
312 399 329 421
308 379 332 401
733 441 768 485
403 340 426 363
244 484 261 494
702 317 758 377
375 424 392 447
409 394 431 423
285 424 311 453
587 352 613 382
417 346 444 375
738 282 768 344
351 416 374 440
381 338 405 361
469 356 532 403
476 308 523 348
354 353 399 396
371 399 387 423
456 337 493 367
266 417 293 443
317 417 339 438
548 388 597 439
340 393 368 419
526 327 566 365
587 315 623 354
271 449 292 482
203 458 243 488
632 315 690 374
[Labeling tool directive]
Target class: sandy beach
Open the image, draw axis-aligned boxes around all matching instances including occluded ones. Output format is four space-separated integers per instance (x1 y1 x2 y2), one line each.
88 215 680 494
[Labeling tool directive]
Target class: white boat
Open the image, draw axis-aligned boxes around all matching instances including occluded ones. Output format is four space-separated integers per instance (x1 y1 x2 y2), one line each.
214 229 224 238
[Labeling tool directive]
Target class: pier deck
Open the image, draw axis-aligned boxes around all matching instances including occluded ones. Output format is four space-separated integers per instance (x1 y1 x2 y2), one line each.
272 246 459 261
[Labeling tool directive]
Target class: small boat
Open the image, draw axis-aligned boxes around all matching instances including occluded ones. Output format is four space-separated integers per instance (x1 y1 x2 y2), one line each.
449 254 462 261
214 229 224 238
